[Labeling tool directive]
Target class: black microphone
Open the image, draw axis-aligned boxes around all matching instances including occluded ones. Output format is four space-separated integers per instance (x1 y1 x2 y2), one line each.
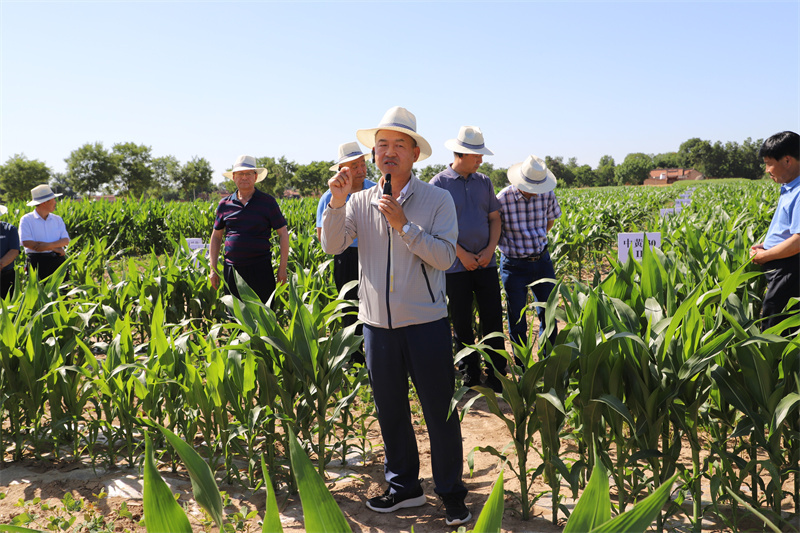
383 173 392 196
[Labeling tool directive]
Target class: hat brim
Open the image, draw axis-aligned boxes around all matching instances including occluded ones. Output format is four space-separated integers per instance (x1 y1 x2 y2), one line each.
27 193 63 206
507 162 557 194
444 138 494 156
223 168 269 183
356 127 431 162
329 153 369 172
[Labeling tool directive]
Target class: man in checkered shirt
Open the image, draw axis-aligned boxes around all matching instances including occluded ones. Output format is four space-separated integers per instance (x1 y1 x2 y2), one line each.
497 155 562 353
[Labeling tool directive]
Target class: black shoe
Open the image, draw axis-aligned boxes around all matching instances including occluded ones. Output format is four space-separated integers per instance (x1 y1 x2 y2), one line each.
462 371 482 388
443 496 472 526
366 485 426 513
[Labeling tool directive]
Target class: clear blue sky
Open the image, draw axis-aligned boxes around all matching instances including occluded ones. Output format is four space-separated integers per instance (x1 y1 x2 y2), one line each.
2 1 798 185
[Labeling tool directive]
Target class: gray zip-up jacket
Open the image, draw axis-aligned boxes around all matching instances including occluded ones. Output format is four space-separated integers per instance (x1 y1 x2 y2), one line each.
321 174 458 329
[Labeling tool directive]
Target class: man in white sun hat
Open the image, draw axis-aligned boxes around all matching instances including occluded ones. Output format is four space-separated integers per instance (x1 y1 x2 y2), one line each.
209 155 289 305
497 155 562 354
321 106 471 526
316 142 377 364
18 184 70 280
0 204 21 298
431 126 506 393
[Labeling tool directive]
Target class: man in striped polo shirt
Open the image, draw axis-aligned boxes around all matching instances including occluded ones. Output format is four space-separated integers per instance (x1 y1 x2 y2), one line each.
209 155 289 304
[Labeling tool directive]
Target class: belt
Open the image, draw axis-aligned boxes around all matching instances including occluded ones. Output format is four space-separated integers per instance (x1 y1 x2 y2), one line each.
512 245 548 262
30 251 59 257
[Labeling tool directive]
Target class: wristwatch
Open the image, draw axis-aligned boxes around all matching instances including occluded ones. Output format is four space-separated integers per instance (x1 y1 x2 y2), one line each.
400 222 411 237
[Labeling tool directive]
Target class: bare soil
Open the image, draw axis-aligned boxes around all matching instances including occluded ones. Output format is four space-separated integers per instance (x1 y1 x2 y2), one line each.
2 390 798 532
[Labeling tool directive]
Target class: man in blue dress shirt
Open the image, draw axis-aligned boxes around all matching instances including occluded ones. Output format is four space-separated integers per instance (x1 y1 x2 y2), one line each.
431 126 505 391
750 131 800 332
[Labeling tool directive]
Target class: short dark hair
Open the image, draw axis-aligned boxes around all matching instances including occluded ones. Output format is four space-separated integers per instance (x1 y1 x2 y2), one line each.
759 131 800 160
453 152 465 159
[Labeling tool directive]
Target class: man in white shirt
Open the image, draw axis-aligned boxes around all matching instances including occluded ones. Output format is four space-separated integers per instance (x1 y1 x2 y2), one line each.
19 184 70 280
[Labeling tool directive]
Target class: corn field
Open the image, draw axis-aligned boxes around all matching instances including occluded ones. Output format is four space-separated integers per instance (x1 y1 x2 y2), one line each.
0 180 797 531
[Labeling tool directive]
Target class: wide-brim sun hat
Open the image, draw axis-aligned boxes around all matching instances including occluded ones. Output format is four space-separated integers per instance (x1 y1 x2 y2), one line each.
329 142 370 171
222 155 268 182
27 184 63 206
507 155 558 194
444 125 494 156
356 106 432 162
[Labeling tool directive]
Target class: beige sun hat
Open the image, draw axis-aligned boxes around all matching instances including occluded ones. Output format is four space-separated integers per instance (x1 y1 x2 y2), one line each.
444 126 494 156
27 184 63 206
356 106 431 162
222 155 268 182
329 142 370 172
507 155 558 194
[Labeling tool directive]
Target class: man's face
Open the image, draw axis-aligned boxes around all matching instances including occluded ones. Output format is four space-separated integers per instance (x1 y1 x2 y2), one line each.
763 156 799 184
341 156 368 187
457 153 483 174
38 198 57 214
232 169 257 191
374 130 420 178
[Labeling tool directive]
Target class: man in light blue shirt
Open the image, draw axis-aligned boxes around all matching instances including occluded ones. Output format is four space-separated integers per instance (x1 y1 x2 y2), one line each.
316 142 376 364
750 131 800 332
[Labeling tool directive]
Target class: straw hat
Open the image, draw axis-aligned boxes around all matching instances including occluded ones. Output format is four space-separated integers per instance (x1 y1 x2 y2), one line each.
329 142 370 171
27 184 63 206
507 155 557 194
222 155 268 182
444 126 494 156
356 106 431 162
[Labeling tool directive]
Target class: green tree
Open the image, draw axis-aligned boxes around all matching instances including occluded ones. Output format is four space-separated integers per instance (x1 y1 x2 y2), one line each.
652 152 681 169
545 156 575 187
293 161 333 196
65 142 118 195
417 164 446 183
255 156 298 197
477 162 495 176
490 168 508 190
0 154 52 202
150 155 181 198
614 153 653 185
740 137 765 179
678 138 712 172
112 142 153 197
572 164 596 188
596 155 616 187
178 156 214 200
50 172 78 199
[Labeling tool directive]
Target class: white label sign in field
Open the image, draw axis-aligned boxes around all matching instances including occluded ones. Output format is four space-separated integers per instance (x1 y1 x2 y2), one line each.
618 232 661 263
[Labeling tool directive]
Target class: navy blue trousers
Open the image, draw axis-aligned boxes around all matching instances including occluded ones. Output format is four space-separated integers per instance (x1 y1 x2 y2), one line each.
364 318 467 499
499 251 558 350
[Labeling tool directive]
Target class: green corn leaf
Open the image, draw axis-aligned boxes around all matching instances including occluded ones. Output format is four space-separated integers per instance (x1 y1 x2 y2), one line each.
143 433 192 533
770 392 800 437
563 455 611 533
589 473 677 533
156 424 224 528
261 455 284 533
0 526 45 533
472 470 504 533
288 428 352 532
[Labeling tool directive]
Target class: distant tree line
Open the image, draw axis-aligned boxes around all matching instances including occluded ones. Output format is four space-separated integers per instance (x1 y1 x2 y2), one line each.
0 136 766 202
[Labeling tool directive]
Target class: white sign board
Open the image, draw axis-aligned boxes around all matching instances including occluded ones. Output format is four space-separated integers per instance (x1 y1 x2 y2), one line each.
675 198 692 207
618 232 661 263
660 208 675 217
186 238 205 250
